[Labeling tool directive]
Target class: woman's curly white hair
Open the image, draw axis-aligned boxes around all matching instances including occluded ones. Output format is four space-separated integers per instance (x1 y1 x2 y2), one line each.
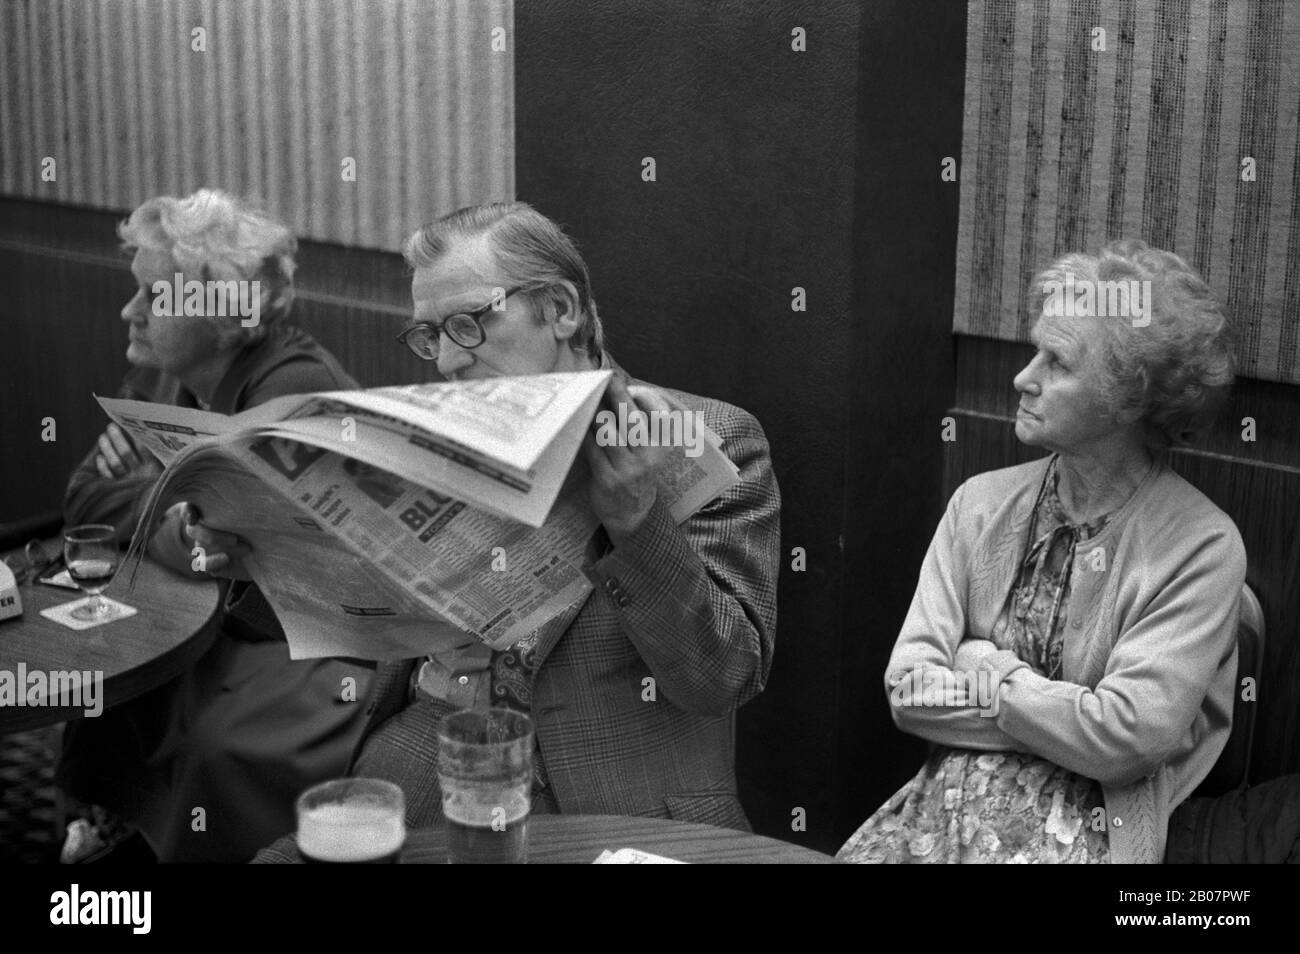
1031 239 1236 449
119 188 297 347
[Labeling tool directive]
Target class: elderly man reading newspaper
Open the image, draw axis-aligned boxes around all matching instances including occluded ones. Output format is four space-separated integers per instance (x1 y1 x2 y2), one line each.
216 202 780 857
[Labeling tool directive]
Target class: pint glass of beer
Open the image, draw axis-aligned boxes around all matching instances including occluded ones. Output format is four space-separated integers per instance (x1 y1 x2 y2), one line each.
437 708 534 864
296 778 406 864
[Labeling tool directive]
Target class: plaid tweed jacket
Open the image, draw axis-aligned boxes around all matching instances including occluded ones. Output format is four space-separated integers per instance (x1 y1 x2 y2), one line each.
348 373 782 834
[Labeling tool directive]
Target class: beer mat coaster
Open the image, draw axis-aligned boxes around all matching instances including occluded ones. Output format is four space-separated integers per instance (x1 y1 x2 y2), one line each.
40 597 137 631
592 848 686 864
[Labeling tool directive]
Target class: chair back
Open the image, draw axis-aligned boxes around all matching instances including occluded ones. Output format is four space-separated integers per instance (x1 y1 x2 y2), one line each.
1195 584 1264 797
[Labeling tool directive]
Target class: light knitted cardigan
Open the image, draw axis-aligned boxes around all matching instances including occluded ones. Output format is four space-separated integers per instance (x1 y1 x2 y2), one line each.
886 454 1246 864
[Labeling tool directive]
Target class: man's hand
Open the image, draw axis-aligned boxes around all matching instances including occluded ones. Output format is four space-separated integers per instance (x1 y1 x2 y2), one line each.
584 377 676 541
94 423 162 480
174 502 254 581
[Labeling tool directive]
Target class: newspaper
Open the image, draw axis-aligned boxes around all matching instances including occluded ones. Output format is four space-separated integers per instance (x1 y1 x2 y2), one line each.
99 372 740 661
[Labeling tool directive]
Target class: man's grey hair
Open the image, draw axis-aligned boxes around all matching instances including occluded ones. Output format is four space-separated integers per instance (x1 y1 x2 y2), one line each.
403 201 604 357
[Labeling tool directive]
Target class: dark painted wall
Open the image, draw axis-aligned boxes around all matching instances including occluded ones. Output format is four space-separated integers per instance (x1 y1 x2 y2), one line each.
515 0 967 850
839 0 967 847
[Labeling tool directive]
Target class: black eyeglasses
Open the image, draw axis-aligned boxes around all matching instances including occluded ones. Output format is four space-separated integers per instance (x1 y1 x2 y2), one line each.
396 285 533 361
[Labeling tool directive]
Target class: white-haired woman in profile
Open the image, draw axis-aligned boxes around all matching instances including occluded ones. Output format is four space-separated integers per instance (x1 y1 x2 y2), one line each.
58 188 372 863
840 240 1245 864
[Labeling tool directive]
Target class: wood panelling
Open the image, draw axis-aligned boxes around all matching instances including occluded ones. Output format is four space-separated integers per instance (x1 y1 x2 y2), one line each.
1 240 136 528
955 334 1300 469
949 333 1300 784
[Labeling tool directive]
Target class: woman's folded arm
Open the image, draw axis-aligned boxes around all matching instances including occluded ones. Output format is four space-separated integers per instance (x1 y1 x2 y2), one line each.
885 482 1025 751
986 532 1245 786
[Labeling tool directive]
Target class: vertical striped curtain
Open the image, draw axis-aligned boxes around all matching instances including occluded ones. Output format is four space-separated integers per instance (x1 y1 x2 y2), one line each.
956 0 1300 384
0 0 514 252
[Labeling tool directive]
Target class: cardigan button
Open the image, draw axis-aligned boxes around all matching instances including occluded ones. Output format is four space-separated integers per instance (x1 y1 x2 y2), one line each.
1072 617 1082 629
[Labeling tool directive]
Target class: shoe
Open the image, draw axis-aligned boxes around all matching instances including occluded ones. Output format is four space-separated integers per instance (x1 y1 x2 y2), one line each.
59 808 154 863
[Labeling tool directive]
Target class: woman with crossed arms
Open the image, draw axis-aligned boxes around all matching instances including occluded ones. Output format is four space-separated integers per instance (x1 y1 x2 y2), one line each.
841 240 1245 864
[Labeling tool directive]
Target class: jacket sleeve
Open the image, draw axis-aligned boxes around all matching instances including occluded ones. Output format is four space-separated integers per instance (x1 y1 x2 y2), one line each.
884 481 1027 751
586 407 780 716
986 524 1246 787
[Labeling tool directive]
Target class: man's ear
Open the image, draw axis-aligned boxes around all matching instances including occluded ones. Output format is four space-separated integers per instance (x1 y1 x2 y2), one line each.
548 281 582 343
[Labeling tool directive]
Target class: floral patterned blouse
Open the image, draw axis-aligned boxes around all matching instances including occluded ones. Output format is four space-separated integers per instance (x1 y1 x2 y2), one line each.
838 458 1112 863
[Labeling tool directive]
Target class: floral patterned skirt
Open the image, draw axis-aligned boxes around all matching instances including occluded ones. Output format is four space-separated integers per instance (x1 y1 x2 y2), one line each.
838 747 1110 863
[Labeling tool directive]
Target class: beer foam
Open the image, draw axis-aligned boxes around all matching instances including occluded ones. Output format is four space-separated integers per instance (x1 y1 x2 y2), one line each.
298 802 405 862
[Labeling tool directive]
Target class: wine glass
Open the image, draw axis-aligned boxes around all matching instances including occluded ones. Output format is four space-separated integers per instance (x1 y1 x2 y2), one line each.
63 524 120 621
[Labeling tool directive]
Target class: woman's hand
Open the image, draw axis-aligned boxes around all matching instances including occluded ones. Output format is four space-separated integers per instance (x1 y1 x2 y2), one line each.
95 423 162 481
179 503 254 580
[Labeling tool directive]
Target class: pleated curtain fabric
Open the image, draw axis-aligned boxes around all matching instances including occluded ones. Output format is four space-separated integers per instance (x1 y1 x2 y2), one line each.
956 0 1300 384
0 0 515 253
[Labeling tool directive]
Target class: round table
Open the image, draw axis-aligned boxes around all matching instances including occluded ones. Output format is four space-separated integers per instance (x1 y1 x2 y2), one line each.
388 815 836 864
0 555 222 733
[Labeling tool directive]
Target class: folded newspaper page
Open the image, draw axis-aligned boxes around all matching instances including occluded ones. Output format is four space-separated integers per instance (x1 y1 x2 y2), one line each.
99 372 740 661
